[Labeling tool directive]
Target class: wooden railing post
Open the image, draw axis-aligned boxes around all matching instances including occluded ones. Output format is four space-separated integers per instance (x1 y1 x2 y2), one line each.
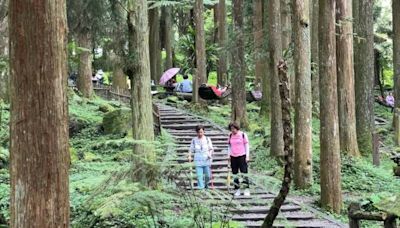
348 203 361 228
384 215 397 228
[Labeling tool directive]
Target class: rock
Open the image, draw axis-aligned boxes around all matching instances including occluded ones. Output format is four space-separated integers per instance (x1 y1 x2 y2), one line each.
167 96 179 104
84 152 100 162
394 166 400 176
69 117 89 137
113 150 131 162
102 108 131 135
99 103 115 113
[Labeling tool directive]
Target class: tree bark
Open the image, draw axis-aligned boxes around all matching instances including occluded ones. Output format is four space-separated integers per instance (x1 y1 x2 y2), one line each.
336 0 360 157
393 0 400 145
162 7 173 70
213 4 219 44
149 8 162 84
217 0 228 87
112 55 127 90
281 0 294 100
0 14 8 103
311 0 319 114
77 31 93 98
353 0 375 155
193 0 207 103
260 1 271 120
269 0 284 156
319 0 342 213
9 0 70 226
293 0 312 189
253 0 264 90
262 61 292 227
231 0 248 128
127 0 156 186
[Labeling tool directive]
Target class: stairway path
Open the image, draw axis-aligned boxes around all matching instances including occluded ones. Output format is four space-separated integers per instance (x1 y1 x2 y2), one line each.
157 103 346 228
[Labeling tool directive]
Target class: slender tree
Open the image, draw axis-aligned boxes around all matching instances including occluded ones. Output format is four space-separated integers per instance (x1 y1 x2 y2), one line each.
311 0 319 113
281 0 294 99
217 0 228 87
9 0 70 226
268 0 284 156
259 1 271 120
162 6 173 70
293 0 312 189
127 0 156 186
149 7 162 83
353 0 375 155
336 0 359 156
319 0 342 213
112 55 128 90
231 0 248 128
77 31 93 97
193 0 207 103
393 0 400 145
253 0 264 90
0 0 8 103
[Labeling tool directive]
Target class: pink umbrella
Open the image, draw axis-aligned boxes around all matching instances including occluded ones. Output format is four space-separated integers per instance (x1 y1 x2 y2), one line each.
159 68 180 85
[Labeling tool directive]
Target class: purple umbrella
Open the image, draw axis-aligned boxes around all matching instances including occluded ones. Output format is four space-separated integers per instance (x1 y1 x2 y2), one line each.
159 68 180 85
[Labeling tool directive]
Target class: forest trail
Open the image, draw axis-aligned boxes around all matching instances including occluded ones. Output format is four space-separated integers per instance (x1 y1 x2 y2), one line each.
157 103 346 228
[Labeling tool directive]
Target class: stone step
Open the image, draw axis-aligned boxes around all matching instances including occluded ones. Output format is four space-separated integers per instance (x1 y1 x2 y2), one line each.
241 219 342 228
232 211 315 221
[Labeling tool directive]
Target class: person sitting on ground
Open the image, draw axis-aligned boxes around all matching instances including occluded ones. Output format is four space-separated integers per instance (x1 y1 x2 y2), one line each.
176 75 193 93
386 92 395 107
188 125 214 190
227 122 250 197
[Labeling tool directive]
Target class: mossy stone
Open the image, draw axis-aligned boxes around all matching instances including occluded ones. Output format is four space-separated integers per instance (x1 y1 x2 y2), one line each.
102 108 132 135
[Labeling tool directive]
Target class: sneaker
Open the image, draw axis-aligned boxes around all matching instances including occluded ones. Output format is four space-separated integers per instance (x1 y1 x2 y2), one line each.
244 189 250 197
234 189 241 197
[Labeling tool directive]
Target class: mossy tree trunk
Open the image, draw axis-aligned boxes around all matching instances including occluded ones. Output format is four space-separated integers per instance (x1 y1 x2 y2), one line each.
268 0 284 156
77 31 93 98
9 0 70 226
293 0 312 189
127 0 156 187
319 0 342 213
353 0 375 155
231 0 248 128
336 0 360 157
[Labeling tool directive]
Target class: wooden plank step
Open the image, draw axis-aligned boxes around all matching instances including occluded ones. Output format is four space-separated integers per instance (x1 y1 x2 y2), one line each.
232 212 315 221
163 124 214 130
242 219 342 228
230 205 302 214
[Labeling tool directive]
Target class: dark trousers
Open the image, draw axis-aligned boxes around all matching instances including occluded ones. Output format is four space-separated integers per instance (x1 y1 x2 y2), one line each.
231 155 249 189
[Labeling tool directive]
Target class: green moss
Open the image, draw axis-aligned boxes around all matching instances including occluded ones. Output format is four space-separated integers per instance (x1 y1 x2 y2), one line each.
102 108 131 135
84 152 100 162
70 147 79 163
98 103 115 113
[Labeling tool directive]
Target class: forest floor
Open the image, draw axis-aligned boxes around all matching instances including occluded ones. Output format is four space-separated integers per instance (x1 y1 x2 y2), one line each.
0 90 399 227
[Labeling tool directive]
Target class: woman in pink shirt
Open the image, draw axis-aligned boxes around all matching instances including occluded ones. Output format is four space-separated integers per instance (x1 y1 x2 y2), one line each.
228 123 250 196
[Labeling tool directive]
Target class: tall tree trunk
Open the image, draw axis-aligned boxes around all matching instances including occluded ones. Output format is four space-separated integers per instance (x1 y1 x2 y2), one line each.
281 0 294 100
311 0 319 114
213 4 219 44
269 0 284 156
293 0 312 189
127 0 156 186
393 0 400 145
0 14 8 103
260 1 271 120
149 8 162 84
77 32 93 98
231 0 248 128
9 0 70 226
319 0 342 213
336 0 360 157
353 0 375 155
112 55 127 90
162 7 173 70
217 0 228 87
253 0 264 90
177 9 190 37
193 0 207 103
